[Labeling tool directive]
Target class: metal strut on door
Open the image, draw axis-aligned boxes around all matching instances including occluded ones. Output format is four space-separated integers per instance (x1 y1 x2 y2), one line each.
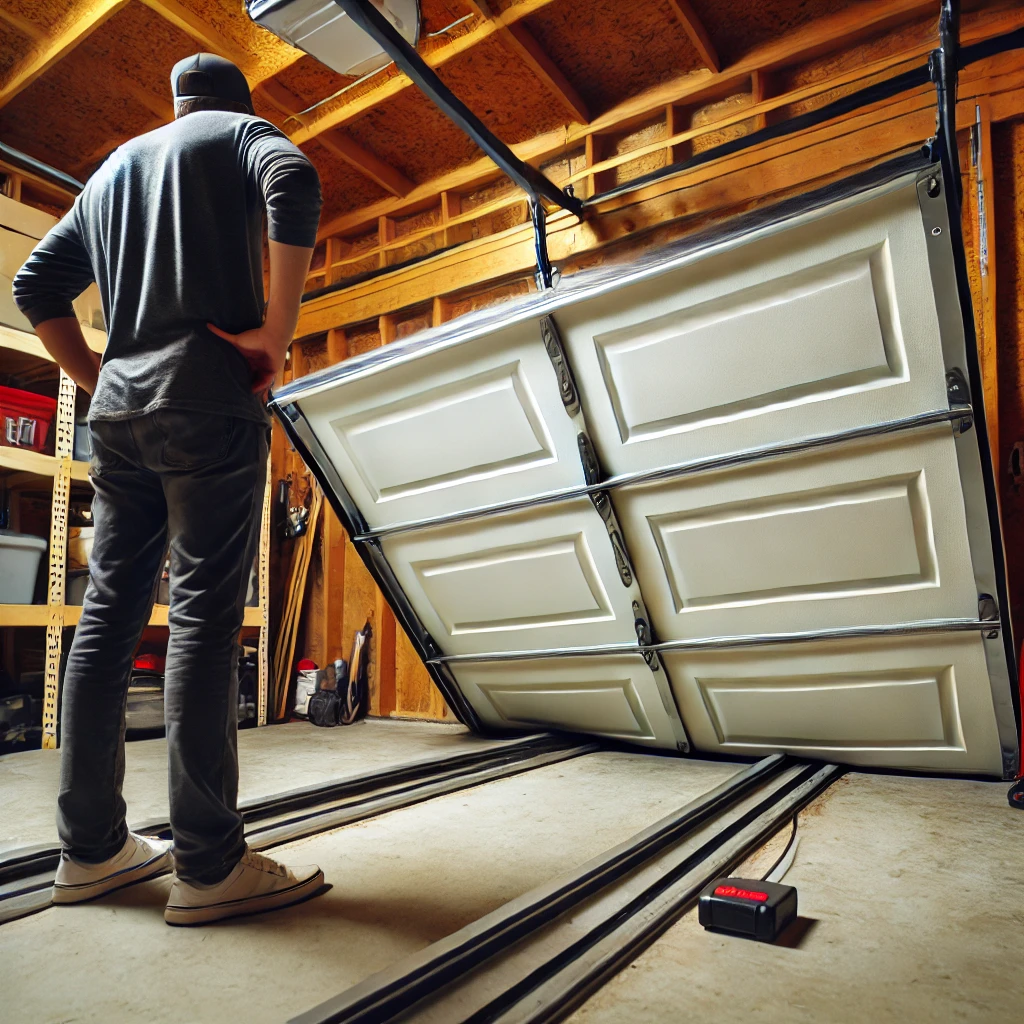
331 0 583 290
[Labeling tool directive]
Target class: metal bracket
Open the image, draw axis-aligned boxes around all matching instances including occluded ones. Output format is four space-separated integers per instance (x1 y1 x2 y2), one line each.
946 367 973 434
540 315 580 416
332 0 582 292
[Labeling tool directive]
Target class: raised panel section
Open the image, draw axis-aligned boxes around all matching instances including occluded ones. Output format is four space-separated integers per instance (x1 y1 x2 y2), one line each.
483 681 650 738
618 426 975 639
662 633 1003 774
596 246 904 444
412 534 613 636
651 474 935 612
699 669 957 749
453 655 682 747
383 499 639 655
296 320 586 528
332 362 555 503
557 183 948 475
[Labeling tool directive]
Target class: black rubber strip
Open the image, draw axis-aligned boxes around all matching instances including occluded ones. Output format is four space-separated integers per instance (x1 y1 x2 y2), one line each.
289 755 791 1024
0 734 585 922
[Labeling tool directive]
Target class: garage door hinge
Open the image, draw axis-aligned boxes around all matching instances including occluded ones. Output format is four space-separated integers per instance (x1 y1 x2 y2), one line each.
946 368 973 434
540 315 580 417
978 594 999 638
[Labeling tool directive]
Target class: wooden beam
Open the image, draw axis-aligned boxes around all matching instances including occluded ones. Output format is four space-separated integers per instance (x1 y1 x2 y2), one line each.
288 0 563 147
0 7 45 42
464 0 589 123
665 0 720 73
319 131 414 198
137 0 303 84
258 79 414 198
0 0 130 110
297 59 1023 335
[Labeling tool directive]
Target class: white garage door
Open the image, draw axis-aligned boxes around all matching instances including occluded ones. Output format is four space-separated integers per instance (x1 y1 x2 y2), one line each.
275 158 1019 778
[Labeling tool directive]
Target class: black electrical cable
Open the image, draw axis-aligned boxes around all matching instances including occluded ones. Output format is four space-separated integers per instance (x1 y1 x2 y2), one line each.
760 815 799 883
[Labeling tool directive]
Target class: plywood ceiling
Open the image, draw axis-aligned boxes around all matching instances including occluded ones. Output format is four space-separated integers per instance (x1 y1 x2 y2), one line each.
0 0 975 222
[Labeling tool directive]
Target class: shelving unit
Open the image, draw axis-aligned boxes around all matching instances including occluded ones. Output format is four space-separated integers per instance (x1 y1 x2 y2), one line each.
1 197 273 747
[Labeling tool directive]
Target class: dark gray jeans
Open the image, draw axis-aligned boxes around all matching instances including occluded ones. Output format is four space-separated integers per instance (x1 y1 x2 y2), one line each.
58 409 267 883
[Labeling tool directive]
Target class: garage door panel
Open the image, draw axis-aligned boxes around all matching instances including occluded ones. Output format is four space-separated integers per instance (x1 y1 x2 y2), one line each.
619 426 977 639
382 501 636 655
275 163 1016 776
295 322 583 528
558 184 946 475
663 634 1002 774
453 656 674 746
594 243 904 446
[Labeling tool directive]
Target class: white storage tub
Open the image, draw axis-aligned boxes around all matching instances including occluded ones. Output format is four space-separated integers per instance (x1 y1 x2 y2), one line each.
0 530 47 604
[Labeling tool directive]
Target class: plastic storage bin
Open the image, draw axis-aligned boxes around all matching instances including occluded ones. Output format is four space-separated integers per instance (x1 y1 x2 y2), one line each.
0 530 47 603
0 386 57 455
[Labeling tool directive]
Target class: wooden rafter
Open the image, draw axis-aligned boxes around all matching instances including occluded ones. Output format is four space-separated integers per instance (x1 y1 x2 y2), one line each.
464 0 590 124
257 80 414 199
0 7 45 42
0 0 131 110
288 0 563 147
137 0 304 85
665 0 720 73
313 0 939 241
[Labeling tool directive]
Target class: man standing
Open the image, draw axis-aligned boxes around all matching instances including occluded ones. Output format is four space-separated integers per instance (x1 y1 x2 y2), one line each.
13 54 325 925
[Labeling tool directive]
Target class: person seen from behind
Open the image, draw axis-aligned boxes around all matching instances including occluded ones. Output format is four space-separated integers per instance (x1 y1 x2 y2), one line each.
12 53 324 925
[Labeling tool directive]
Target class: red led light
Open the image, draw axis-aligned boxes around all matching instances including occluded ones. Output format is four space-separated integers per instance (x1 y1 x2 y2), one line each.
714 885 769 902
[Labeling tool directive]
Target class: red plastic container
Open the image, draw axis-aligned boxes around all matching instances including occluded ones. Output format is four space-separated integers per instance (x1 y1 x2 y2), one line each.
0 386 57 454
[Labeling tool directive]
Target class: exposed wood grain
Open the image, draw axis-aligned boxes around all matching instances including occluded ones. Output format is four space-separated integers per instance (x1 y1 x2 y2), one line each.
666 0 721 73
287 0 564 147
320 130 414 198
137 0 304 84
0 7 45 42
310 0 953 241
465 0 590 123
0 0 130 109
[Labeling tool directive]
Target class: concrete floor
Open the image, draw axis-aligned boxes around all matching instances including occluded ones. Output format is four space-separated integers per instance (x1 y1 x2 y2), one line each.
0 718 494 853
569 772 1024 1024
1 746 738 1024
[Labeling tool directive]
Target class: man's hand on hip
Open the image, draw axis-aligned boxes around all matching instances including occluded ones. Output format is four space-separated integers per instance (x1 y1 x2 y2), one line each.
207 322 287 394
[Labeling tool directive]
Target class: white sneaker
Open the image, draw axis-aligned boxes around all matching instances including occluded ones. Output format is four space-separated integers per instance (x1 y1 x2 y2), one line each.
164 848 325 926
52 832 173 904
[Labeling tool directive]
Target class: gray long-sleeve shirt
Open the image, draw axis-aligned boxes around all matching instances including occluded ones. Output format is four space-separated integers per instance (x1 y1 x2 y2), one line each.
13 110 322 424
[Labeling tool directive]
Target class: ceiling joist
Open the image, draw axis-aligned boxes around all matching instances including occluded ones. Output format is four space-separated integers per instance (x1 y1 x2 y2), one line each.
665 0 720 73
0 0 131 110
0 7 45 42
311 0 946 241
287 0 563 148
137 0 304 86
464 0 590 124
258 79 413 199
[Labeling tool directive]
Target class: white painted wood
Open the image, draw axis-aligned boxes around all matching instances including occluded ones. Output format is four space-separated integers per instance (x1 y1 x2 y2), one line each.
453 655 676 747
557 185 945 474
298 320 585 528
383 499 634 656
661 633 1002 774
619 425 976 638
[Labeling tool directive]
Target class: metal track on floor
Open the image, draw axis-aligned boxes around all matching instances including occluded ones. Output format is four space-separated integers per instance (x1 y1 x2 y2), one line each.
291 755 842 1024
0 733 594 927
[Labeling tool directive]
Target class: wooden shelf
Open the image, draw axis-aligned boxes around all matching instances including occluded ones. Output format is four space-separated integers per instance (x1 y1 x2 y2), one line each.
0 448 90 481
59 604 265 627
0 604 49 626
0 321 104 358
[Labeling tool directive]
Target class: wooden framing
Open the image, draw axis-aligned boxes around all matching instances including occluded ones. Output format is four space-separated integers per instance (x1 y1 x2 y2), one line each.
0 0 131 110
287 0 564 147
665 0 720 73
464 0 590 124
